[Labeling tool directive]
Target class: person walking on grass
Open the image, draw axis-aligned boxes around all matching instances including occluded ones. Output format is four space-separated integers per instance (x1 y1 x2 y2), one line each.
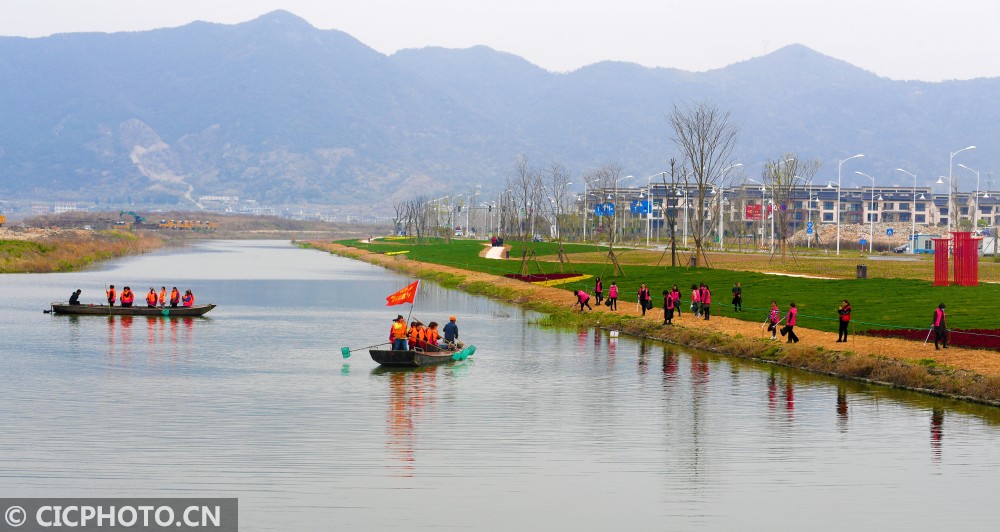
784 302 799 343
767 301 780 340
671 285 681 316
662 289 675 325
575 289 593 312
638 283 651 317
933 303 948 350
594 277 604 305
701 283 711 320
690 284 701 317
731 282 743 312
608 282 618 311
837 300 851 342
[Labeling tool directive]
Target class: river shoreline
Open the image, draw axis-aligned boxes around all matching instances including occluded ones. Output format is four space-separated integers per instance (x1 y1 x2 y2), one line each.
308 240 1000 406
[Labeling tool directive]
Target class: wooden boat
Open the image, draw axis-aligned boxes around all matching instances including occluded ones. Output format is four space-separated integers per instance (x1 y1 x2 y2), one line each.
49 303 216 317
369 345 475 367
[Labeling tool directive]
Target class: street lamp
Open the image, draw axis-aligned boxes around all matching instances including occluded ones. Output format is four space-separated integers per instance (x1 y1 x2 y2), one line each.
947 145 976 235
855 171 881 253
958 163 980 231
835 154 865 255
747 178 770 252
717 163 742 250
498 189 512 237
896 168 918 254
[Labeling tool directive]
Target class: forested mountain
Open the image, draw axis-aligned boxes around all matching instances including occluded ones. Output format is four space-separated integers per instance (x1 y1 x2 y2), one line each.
0 10 996 212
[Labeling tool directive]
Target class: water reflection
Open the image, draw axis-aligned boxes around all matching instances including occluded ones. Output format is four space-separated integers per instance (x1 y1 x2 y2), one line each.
102 315 199 365
837 385 849 432
931 407 944 459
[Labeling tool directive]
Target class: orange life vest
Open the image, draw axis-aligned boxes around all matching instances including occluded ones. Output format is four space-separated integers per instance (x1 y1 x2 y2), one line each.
146 291 157 305
159 290 166 305
170 289 180 304
426 328 440 345
121 290 134 304
107 288 116 302
390 321 406 341
182 293 194 307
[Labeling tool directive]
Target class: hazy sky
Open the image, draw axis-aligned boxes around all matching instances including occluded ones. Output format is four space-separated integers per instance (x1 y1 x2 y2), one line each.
1 0 999 81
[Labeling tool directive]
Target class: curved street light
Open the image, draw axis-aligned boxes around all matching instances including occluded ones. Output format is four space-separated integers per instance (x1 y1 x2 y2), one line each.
958 163 981 230
947 145 976 234
835 154 864 255
896 168 918 254
855 171 880 253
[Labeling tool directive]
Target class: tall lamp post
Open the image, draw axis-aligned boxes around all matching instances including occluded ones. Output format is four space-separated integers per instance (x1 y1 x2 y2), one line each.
897 168 918 254
855 171 881 253
717 163 742 250
836 154 865 255
947 145 976 235
958 163 980 230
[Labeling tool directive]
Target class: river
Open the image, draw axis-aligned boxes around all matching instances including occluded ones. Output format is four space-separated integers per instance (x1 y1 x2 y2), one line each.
1 240 998 530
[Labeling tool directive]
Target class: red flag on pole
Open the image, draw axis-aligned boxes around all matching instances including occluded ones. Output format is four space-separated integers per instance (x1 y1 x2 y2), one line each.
386 281 419 306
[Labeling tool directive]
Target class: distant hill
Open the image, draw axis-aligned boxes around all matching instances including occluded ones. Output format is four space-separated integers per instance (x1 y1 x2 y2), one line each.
0 10 996 212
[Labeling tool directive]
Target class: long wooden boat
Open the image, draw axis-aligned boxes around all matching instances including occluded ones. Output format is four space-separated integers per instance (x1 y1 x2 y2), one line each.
370 345 475 367
49 303 216 317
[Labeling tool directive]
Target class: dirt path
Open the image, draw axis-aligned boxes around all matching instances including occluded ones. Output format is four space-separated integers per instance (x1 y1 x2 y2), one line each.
316 242 1000 378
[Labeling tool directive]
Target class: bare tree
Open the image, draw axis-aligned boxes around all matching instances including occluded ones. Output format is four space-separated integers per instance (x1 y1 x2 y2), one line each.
392 201 406 236
505 156 546 273
669 101 740 266
760 155 821 260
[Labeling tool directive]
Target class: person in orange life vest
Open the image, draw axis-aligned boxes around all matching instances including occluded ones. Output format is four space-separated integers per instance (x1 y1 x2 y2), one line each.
106 285 117 306
146 288 158 307
169 287 180 308
933 303 948 350
390 315 408 351
408 321 421 350
425 322 441 351
158 287 167 307
120 286 134 307
182 290 194 307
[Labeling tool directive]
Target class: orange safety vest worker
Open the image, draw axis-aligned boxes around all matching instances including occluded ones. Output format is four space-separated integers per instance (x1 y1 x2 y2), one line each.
170 288 180 306
182 291 194 307
120 288 134 305
390 320 406 341
408 323 420 345
426 327 440 346
106 286 117 306
158 288 166 306
146 290 158 307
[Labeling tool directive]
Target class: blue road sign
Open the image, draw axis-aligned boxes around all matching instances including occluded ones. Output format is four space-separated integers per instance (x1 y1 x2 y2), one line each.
807 221 813 229
860 238 868 246
807 228 813 234
886 228 895 236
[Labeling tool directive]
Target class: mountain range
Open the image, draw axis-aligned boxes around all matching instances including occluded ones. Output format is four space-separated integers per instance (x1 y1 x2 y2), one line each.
0 10 997 213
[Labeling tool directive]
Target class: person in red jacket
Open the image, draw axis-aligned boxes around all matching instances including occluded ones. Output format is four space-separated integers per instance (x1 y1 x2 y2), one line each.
182 290 194 307
701 283 712 321
145 288 158 307
837 300 851 342
933 303 948 349
120 286 134 307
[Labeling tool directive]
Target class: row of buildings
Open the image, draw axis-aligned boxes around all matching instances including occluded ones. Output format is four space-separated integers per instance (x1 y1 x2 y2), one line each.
579 183 1000 232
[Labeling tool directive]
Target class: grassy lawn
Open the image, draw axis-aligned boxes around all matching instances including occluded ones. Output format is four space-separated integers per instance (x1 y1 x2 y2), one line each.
340 237 1000 336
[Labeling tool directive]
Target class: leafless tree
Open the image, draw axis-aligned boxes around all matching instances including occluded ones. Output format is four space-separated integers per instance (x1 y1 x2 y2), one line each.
544 162 573 241
392 201 405 236
760 154 821 260
582 161 624 244
669 101 740 266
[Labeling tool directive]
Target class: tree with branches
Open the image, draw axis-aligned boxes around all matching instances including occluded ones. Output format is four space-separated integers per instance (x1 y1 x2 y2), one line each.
668 101 740 267
760 154 821 261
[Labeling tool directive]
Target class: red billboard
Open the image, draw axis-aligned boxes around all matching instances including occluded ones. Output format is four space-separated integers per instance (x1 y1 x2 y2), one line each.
745 204 762 221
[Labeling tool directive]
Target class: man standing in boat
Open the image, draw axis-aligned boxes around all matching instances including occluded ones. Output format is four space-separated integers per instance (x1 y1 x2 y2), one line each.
169 287 180 308
106 285 117 307
390 315 408 351
443 315 464 350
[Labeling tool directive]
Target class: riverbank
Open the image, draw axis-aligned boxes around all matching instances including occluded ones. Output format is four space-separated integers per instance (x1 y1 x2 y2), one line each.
307 240 1000 405
0 228 164 273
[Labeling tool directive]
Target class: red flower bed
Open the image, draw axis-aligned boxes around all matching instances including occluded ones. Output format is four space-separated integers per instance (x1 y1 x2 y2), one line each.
504 273 582 283
864 328 1000 350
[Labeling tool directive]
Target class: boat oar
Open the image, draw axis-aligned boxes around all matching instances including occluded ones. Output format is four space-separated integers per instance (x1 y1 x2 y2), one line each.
341 342 391 359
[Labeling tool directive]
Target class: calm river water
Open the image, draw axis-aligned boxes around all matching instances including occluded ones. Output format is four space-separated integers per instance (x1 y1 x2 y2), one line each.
2 240 999 530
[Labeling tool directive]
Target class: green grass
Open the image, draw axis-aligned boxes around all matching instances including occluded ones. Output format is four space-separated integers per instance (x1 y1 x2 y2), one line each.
336 238 1000 335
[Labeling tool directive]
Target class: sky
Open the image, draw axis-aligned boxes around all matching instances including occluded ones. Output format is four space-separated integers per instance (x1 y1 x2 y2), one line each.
1 0 999 82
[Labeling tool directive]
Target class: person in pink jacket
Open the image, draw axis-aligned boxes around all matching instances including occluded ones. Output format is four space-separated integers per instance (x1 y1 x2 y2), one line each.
700 283 712 320
690 284 701 316
933 303 948 349
607 283 618 311
784 302 799 343
575 289 593 312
